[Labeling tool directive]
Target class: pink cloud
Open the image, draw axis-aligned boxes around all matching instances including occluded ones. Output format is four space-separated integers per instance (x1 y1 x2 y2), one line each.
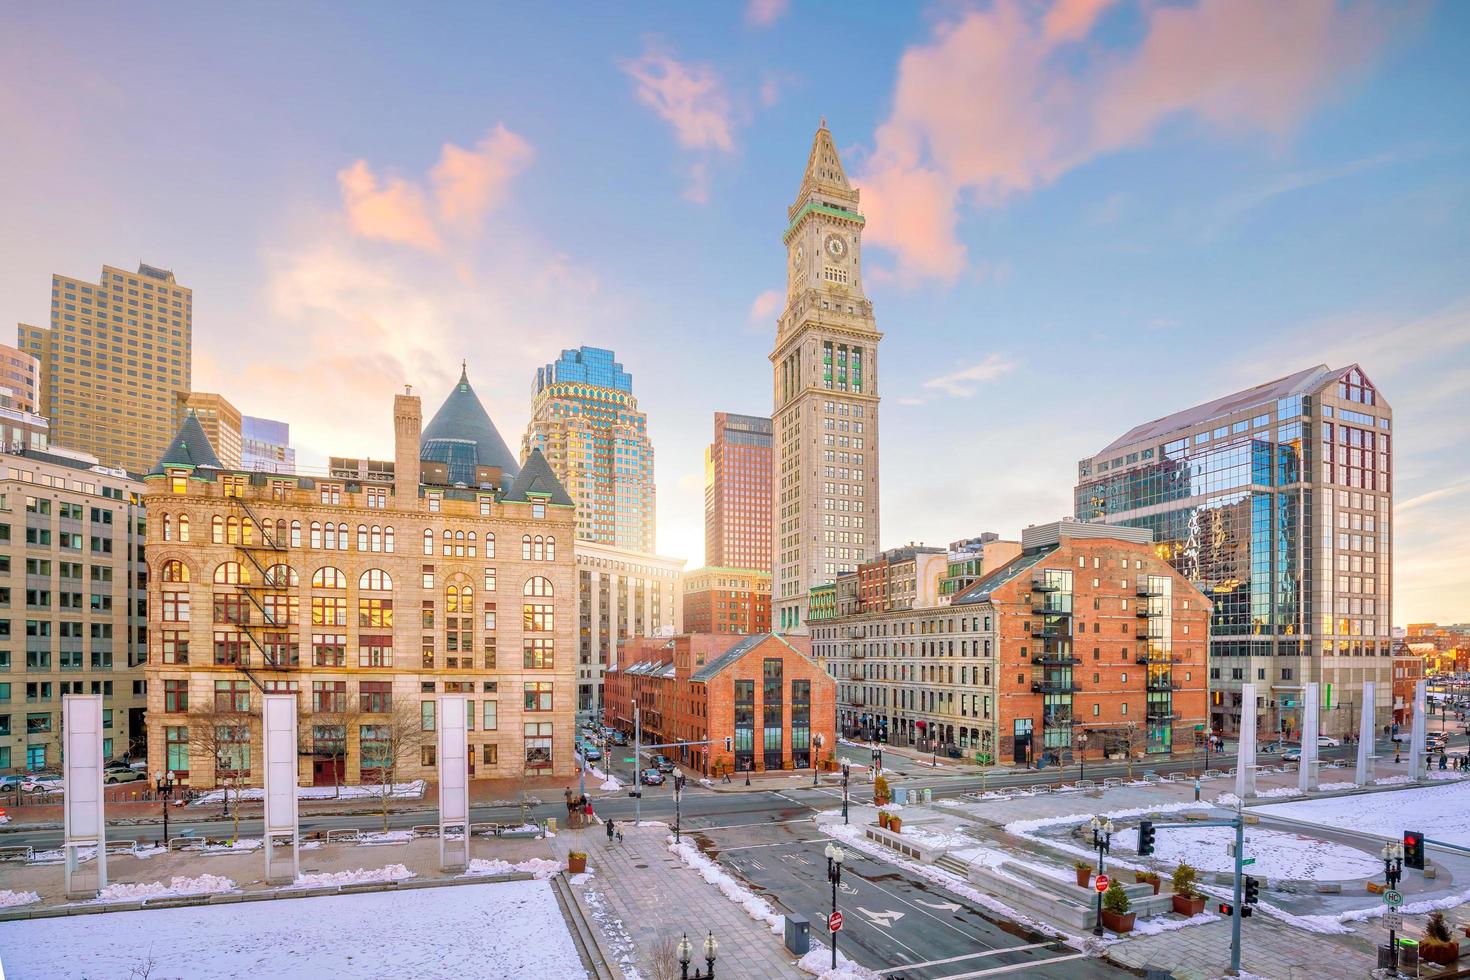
859 0 1411 283
748 287 783 325
337 160 442 251
432 124 534 232
746 0 789 28
622 46 735 152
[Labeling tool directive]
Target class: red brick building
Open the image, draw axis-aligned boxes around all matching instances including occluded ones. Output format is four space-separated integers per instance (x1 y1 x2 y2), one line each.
704 413 772 571
603 633 835 776
681 567 771 635
1393 644 1424 725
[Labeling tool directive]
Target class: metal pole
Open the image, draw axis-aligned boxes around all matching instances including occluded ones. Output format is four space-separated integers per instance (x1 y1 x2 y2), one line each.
1230 811 1244 975
1092 832 1105 937
634 700 642 827
830 857 839 970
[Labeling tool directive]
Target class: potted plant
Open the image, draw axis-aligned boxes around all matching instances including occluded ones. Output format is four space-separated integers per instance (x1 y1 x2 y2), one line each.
1171 862 1205 916
874 774 891 806
878 810 891 830
567 850 588 874
1100 879 1135 933
1074 860 1093 888
1135 870 1161 895
890 814 903 833
1421 911 1460 965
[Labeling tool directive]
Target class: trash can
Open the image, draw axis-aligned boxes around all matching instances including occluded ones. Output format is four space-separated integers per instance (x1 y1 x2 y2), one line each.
894 786 909 804
546 817 557 834
922 788 933 803
784 914 810 955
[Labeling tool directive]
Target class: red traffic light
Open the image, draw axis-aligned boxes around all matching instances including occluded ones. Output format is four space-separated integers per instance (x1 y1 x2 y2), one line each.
1218 903 1233 915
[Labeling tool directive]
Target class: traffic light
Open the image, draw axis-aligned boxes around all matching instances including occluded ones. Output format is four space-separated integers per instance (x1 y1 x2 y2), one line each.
1218 902 1233 916
1241 906 1253 918
724 736 733 751
1405 830 1425 870
1137 820 1156 857
1244 875 1259 906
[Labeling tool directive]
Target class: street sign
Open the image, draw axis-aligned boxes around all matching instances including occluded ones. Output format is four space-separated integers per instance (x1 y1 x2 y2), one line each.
828 911 844 932
1241 857 1256 866
1384 911 1403 930
1383 889 1404 907
623 758 635 763
1095 874 1110 893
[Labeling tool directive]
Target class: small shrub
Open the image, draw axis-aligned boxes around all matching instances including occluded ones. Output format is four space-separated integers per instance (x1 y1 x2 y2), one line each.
874 774 890 802
568 850 587 861
1074 859 1093 872
1426 911 1454 943
1102 878 1131 914
1171 862 1199 899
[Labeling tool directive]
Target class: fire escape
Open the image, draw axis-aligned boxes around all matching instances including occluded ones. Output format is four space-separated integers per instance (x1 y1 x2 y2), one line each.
228 492 291 693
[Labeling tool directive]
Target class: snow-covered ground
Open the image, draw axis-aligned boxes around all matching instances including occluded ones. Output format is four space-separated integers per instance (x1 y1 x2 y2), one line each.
0 879 585 979
1258 781 1470 846
0 890 39 909
464 857 561 880
1114 824 1381 880
92 874 236 903
188 780 427 805
292 864 414 887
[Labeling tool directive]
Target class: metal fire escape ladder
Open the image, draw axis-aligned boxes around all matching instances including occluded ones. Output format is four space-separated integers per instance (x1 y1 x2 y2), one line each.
228 494 291 692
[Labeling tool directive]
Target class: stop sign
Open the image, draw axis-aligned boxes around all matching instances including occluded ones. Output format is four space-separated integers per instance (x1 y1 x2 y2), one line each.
828 911 844 932
1095 874 1110 893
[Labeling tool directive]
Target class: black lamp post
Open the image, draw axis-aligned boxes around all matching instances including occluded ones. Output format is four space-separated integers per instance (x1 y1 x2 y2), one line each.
677 930 718 979
674 773 686 844
825 843 845 970
1381 841 1403 973
841 763 851 824
154 769 176 845
1089 815 1114 937
813 733 824 786
1077 732 1088 784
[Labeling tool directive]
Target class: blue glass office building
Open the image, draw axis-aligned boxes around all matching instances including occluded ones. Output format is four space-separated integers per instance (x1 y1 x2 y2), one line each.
535 347 633 395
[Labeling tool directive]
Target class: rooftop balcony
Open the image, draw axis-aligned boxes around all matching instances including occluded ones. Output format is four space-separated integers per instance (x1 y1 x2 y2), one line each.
1031 681 1081 695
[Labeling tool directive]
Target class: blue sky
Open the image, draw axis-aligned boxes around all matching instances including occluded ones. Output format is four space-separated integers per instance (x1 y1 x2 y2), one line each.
1 1 1467 623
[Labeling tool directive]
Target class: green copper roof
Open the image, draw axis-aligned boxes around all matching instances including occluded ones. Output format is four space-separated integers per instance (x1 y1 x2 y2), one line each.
784 201 865 241
149 412 222 476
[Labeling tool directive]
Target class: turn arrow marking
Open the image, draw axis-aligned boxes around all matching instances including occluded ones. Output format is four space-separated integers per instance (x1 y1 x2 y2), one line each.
858 907 905 927
915 899 961 911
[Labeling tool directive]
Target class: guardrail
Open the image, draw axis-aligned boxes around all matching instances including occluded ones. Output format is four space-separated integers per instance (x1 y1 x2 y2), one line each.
325 829 361 843
411 825 439 838
0 845 33 862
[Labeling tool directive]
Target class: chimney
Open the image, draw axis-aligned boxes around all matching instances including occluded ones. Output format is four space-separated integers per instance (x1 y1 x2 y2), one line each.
394 387 421 503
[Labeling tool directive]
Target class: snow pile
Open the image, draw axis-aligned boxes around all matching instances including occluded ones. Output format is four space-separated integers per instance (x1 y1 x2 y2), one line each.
1258 781 1470 847
1213 787 1301 807
188 780 427 805
30 846 94 864
583 886 643 980
584 763 622 791
667 837 783 935
1005 800 1210 837
464 857 562 880
797 946 881 979
293 864 415 887
94 874 236 902
884 822 971 851
0 890 40 909
203 838 261 853
1130 911 1220 936
1374 774 1413 786
568 871 594 886
1316 781 1358 792
357 830 415 846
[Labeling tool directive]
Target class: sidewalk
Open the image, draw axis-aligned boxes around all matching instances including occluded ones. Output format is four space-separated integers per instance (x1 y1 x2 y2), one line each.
548 822 804 980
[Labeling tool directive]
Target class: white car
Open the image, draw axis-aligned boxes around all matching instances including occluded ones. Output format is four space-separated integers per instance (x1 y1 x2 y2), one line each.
22 776 62 793
1317 736 1341 748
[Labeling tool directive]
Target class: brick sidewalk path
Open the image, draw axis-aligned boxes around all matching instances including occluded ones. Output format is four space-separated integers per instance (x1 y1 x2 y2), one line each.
550 823 804 980
1108 911 1377 979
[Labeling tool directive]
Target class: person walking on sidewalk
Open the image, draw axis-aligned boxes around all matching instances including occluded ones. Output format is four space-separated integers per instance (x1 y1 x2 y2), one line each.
606 817 615 844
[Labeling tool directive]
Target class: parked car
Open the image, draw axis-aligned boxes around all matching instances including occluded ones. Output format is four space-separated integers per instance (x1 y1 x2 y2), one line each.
0 774 23 794
1317 736 1341 748
22 776 62 793
581 746 602 762
651 754 675 773
640 768 665 786
104 767 146 784
1283 749 1302 762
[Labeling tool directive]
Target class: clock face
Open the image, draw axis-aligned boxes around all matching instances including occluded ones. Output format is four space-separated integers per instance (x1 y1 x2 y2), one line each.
794 244 804 267
825 234 847 259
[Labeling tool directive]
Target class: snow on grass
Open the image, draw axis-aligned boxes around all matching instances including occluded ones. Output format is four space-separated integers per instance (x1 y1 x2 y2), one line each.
93 874 236 902
1114 825 1380 880
667 837 783 935
0 890 40 908
464 857 561 880
292 864 415 887
2 878 582 979
1258 780 1470 846
188 780 427 806
1130 911 1220 936
797 945 881 979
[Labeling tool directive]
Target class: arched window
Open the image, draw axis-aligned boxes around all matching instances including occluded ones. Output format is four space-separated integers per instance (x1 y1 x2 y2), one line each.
533 535 544 561
312 566 347 589
290 521 302 548
370 525 382 552
384 526 395 553
467 531 477 558
524 576 554 597
263 564 298 588
178 514 190 543
162 514 173 542
358 525 368 552
447 584 460 614
423 529 434 556
212 515 225 544
338 523 348 548
274 519 286 548
213 561 250 585
324 522 338 550
241 517 255 546
545 535 556 561
443 528 452 556
454 530 466 557
446 583 473 659
226 516 241 545
359 568 393 591
484 532 495 558
161 559 190 583
522 534 532 560
310 522 323 549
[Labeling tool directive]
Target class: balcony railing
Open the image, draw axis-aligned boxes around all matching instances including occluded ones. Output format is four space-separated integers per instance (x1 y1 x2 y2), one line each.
1031 626 1064 639
1031 654 1082 666
1135 628 1156 640
1135 654 1184 665
1136 586 1164 598
1031 578 1060 593
1135 607 1159 619
1031 681 1081 695
1146 709 1180 722
1145 679 1178 692
1031 603 1072 617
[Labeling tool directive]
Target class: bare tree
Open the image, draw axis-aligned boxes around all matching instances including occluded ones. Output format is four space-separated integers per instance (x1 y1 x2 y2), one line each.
359 700 431 833
647 931 682 980
188 701 255 840
1115 723 1145 779
299 695 364 799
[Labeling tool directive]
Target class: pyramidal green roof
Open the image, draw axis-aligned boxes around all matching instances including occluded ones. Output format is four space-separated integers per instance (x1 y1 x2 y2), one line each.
504 448 573 506
149 412 223 476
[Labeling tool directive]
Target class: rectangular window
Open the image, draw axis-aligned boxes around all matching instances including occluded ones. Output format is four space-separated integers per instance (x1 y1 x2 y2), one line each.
523 682 553 712
523 637 554 669
360 681 392 713
165 726 189 773
482 700 497 730
164 679 188 712
421 700 436 731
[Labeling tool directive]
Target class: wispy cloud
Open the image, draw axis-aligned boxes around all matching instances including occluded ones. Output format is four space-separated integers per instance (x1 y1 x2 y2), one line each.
621 42 739 202
746 0 789 28
747 288 783 329
921 353 1018 397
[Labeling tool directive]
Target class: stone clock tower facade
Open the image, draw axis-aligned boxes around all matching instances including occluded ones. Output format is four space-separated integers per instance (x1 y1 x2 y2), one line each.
771 121 881 632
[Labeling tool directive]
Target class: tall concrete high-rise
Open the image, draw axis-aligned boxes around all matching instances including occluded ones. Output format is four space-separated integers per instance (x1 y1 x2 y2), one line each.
522 347 656 553
1076 364 1393 739
0 343 40 413
770 121 881 632
177 392 242 468
241 415 295 473
704 412 772 571
18 262 192 471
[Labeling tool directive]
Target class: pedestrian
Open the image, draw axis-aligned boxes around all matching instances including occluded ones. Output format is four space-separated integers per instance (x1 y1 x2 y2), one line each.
584 799 594 823
606 817 615 843
1440 752 1449 771
1395 746 1402 765
1193 778 1201 802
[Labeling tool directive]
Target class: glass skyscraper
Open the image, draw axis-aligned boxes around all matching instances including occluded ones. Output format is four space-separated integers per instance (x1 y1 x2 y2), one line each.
1075 364 1392 739
535 347 633 395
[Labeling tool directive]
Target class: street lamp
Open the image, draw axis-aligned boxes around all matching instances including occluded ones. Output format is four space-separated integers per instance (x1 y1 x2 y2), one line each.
813 733 825 786
825 842 845 970
1382 841 1404 973
677 930 718 979
841 762 851 825
1077 732 1088 783
673 773 686 844
154 770 176 845
1089 815 1115 937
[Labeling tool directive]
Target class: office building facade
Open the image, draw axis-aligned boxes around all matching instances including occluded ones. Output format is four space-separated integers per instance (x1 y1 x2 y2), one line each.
704 413 772 571
241 415 295 474
682 567 771 636
178 392 243 469
0 343 40 414
574 540 683 717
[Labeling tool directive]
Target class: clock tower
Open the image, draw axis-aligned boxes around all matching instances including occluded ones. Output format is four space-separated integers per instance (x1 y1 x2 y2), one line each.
770 120 881 633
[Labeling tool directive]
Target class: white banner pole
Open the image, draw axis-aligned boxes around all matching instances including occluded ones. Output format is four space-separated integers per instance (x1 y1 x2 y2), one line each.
62 695 106 898
438 695 469 871
262 694 300 884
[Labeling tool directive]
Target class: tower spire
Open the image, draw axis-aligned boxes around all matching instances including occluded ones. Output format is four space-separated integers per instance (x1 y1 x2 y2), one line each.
792 119 858 217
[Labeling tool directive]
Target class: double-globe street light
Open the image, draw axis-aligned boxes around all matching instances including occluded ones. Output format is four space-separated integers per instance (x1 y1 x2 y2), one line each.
154 770 176 845
1089 815 1115 937
677 930 718 979
1382 841 1404 973
825 842 846 970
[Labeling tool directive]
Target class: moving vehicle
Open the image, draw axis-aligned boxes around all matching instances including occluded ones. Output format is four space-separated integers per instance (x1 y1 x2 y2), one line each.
580 745 602 762
1316 736 1340 748
104 766 146 784
651 754 675 773
640 768 665 786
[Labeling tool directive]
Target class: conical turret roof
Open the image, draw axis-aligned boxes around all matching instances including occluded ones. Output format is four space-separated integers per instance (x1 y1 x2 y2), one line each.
791 118 860 215
149 411 223 476
421 363 520 486
504 448 573 506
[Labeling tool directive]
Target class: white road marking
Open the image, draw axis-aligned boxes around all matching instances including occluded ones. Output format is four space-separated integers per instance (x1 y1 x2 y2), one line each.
914 899 962 911
858 907 905 927
929 951 1089 978
874 943 1058 975
715 837 832 853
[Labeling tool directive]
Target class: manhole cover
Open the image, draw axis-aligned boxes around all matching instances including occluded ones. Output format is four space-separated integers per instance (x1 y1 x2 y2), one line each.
634 863 649 869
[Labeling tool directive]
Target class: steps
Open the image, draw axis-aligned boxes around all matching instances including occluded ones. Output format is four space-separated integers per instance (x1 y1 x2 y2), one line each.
551 873 620 980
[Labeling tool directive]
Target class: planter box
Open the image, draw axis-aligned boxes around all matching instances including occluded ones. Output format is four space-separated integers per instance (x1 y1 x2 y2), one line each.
1101 909 1136 934
1172 894 1206 916
1134 873 1161 895
567 853 587 874
1420 941 1459 966
1076 868 1092 888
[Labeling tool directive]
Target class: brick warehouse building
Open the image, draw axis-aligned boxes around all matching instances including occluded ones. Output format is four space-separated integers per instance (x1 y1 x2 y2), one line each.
603 633 835 777
681 566 771 635
143 368 579 788
815 519 1210 767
